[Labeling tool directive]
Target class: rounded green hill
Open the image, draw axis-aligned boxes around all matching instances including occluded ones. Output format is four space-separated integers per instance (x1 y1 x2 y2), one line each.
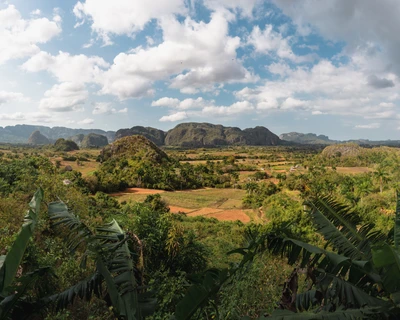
99 135 169 163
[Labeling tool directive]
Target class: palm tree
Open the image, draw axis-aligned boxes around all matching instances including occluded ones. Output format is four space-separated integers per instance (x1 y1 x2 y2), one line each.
374 165 390 194
245 182 259 195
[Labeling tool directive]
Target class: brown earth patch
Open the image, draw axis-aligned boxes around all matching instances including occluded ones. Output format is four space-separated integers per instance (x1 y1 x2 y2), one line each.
187 208 223 217
110 187 165 197
268 178 279 184
206 210 251 223
169 206 195 214
334 167 372 174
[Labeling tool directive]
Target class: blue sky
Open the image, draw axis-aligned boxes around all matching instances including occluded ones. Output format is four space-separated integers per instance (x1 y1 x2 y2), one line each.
1 0 400 140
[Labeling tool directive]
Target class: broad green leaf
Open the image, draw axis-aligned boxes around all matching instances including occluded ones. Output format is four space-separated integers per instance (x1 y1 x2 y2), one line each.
0 267 51 319
174 269 229 320
372 244 400 293
308 201 365 260
97 258 124 316
100 219 140 320
0 188 43 295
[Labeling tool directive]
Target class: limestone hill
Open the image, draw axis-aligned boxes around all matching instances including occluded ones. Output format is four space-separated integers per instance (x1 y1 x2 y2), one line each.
54 138 79 151
27 130 50 145
115 126 165 146
280 132 336 145
81 133 108 148
164 123 281 147
99 135 169 163
321 143 363 158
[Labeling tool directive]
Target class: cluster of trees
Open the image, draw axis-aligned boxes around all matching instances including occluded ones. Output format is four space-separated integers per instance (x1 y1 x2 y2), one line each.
243 181 280 208
309 145 396 168
92 157 245 193
54 139 79 152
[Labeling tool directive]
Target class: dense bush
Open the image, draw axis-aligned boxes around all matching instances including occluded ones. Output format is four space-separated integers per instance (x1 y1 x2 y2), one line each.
54 138 79 152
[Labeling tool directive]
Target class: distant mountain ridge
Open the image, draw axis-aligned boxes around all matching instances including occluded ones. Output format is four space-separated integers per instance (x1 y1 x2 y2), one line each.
1 123 399 147
0 124 115 144
279 132 400 146
279 132 338 145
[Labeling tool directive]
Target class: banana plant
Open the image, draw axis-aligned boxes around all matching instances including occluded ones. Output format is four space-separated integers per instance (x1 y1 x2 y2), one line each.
45 200 156 320
259 194 400 319
174 193 400 319
0 188 45 319
0 189 156 319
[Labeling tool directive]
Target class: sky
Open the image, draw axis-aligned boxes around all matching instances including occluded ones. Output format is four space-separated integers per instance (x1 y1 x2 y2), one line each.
1 0 400 140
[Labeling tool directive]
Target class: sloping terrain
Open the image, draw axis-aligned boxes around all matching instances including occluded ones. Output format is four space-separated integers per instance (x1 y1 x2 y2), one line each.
99 135 169 163
115 126 165 145
164 122 282 147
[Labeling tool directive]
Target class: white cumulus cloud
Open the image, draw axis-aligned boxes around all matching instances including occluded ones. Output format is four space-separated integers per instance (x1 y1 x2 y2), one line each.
92 102 128 114
248 25 315 63
152 97 206 110
99 11 257 99
272 0 400 76
73 0 186 45
0 112 25 121
39 82 88 112
235 59 400 120
151 97 180 108
159 111 188 122
79 118 94 124
22 51 109 83
0 91 26 105
202 101 254 116
0 5 61 64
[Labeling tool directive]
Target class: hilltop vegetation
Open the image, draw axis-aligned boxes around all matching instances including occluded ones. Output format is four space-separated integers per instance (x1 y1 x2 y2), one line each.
115 126 166 145
321 143 363 157
100 135 168 162
118 123 283 147
81 133 108 148
164 123 282 147
93 135 246 192
54 138 79 151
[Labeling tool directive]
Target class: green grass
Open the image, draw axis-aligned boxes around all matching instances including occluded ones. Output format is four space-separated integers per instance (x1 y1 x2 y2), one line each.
114 188 247 209
162 188 246 209
115 193 149 203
